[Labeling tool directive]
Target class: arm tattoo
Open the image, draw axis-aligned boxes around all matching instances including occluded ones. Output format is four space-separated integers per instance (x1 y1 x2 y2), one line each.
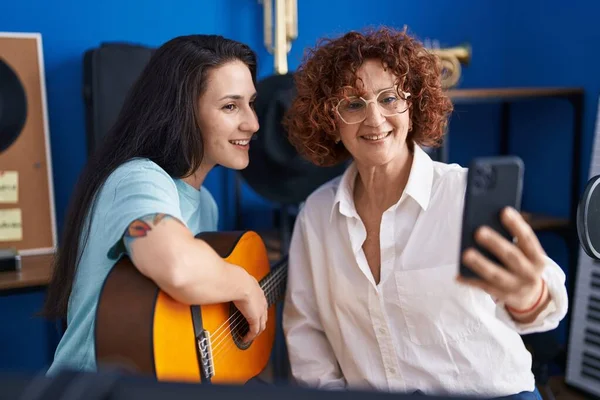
108 213 180 260
125 213 172 239
123 213 176 254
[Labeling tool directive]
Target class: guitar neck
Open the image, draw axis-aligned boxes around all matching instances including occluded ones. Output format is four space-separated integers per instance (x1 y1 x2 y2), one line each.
259 255 288 307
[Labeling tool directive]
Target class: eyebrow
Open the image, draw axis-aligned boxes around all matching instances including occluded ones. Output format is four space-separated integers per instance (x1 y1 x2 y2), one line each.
371 86 396 94
219 93 258 101
346 86 395 98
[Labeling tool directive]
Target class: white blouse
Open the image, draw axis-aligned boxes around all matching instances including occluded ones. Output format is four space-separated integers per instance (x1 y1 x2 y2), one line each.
282 144 568 397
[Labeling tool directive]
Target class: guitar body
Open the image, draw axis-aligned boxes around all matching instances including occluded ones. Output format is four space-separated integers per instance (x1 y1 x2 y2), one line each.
95 231 281 385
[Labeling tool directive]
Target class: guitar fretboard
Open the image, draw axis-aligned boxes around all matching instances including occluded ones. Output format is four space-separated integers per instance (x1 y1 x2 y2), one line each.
259 255 288 306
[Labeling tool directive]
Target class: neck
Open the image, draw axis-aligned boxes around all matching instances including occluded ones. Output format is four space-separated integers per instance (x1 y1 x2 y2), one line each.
354 143 414 213
182 162 214 190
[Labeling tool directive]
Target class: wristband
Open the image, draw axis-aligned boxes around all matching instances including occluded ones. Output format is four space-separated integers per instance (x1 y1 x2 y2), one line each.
506 279 546 314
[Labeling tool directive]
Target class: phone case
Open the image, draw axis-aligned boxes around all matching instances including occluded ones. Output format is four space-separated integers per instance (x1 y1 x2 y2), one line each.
459 156 524 279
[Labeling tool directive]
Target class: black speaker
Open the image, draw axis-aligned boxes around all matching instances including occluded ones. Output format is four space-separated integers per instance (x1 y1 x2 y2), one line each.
1 369 472 400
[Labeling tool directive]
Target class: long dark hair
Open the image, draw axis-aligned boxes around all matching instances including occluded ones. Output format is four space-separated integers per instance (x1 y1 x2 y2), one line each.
42 34 257 320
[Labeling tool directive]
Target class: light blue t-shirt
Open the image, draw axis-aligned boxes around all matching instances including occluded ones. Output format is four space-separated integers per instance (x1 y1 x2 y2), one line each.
47 158 218 374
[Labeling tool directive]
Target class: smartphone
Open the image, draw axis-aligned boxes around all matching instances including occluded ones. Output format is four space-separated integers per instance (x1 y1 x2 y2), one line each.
459 156 524 279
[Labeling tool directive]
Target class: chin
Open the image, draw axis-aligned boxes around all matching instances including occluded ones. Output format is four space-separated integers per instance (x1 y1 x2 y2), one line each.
221 158 249 170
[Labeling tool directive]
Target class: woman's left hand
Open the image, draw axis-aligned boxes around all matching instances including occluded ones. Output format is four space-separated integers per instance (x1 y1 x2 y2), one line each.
457 206 550 318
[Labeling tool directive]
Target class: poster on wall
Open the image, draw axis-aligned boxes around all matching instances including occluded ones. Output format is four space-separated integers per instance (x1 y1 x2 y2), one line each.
0 32 57 255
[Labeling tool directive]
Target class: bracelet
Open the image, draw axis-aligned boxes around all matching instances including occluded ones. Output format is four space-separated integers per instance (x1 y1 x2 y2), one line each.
506 279 546 315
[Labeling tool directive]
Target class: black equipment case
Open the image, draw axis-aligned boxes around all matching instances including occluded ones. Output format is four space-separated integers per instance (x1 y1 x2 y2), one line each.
82 42 154 155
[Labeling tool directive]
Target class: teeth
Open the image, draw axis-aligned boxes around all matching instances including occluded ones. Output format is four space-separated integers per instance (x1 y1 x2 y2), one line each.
230 140 250 145
362 133 389 141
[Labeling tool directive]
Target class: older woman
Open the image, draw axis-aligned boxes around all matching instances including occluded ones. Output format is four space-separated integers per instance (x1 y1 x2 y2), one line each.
282 27 567 400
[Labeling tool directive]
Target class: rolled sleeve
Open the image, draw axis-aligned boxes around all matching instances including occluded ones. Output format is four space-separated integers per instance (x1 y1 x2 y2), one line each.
495 256 568 334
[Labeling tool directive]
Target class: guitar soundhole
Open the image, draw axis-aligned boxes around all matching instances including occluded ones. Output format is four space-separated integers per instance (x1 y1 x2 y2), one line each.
229 304 252 350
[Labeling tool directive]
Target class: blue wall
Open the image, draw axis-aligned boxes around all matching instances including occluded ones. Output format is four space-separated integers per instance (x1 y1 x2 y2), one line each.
0 0 597 374
2 0 518 235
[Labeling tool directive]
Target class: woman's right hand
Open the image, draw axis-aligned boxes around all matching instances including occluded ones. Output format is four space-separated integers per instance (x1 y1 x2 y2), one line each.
233 271 268 343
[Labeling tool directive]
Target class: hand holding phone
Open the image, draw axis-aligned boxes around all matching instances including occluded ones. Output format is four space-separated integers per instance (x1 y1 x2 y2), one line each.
459 156 524 279
457 156 550 314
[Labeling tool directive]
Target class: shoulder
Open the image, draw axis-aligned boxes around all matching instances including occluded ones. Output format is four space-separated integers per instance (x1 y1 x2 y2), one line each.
305 175 343 208
429 160 468 207
432 160 467 187
295 174 344 228
107 158 174 184
96 158 181 220
99 159 184 258
99 158 178 203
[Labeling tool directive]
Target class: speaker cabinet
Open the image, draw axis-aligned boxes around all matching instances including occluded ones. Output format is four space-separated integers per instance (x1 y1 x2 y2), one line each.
0 32 56 255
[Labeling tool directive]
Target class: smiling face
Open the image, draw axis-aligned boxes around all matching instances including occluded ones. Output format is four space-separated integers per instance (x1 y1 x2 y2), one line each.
336 59 411 168
197 60 259 170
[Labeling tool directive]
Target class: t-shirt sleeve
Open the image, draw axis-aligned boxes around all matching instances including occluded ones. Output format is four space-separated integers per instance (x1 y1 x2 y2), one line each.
102 162 184 260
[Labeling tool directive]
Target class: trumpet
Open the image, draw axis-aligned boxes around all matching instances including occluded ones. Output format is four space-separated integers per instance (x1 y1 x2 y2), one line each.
428 44 471 89
259 0 298 75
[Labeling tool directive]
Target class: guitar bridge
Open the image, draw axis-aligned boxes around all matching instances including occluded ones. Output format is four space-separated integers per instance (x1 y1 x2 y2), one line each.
196 329 215 380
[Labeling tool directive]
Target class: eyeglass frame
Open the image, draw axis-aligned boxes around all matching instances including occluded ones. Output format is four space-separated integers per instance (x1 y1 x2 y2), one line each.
333 86 411 125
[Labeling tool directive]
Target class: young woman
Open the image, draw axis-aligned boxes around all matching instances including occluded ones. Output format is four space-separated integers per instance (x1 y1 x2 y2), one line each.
282 27 567 400
43 34 268 374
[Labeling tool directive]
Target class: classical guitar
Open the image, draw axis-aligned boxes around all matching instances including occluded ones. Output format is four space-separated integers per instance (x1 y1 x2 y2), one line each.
94 230 288 385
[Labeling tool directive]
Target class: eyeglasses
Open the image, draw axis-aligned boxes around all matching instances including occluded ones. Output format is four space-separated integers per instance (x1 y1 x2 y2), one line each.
334 87 411 125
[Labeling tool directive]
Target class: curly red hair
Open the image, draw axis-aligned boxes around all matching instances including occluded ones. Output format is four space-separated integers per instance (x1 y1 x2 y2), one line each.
284 26 453 167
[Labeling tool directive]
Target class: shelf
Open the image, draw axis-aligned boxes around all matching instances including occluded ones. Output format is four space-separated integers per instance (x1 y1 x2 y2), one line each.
447 87 583 104
0 253 54 292
521 212 570 232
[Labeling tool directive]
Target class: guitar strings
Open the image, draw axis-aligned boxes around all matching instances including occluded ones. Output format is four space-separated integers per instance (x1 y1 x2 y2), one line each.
207 255 288 343
204 267 288 374
207 265 286 346
209 270 288 367
208 266 287 354
207 263 287 343
207 266 288 359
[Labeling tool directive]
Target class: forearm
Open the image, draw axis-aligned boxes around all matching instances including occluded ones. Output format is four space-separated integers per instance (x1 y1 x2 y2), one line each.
495 257 568 334
163 241 251 305
130 224 252 305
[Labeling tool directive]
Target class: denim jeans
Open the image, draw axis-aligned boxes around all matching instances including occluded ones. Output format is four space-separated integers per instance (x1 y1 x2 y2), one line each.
411 387 543 399
247 379 542 399
488 387 543 400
